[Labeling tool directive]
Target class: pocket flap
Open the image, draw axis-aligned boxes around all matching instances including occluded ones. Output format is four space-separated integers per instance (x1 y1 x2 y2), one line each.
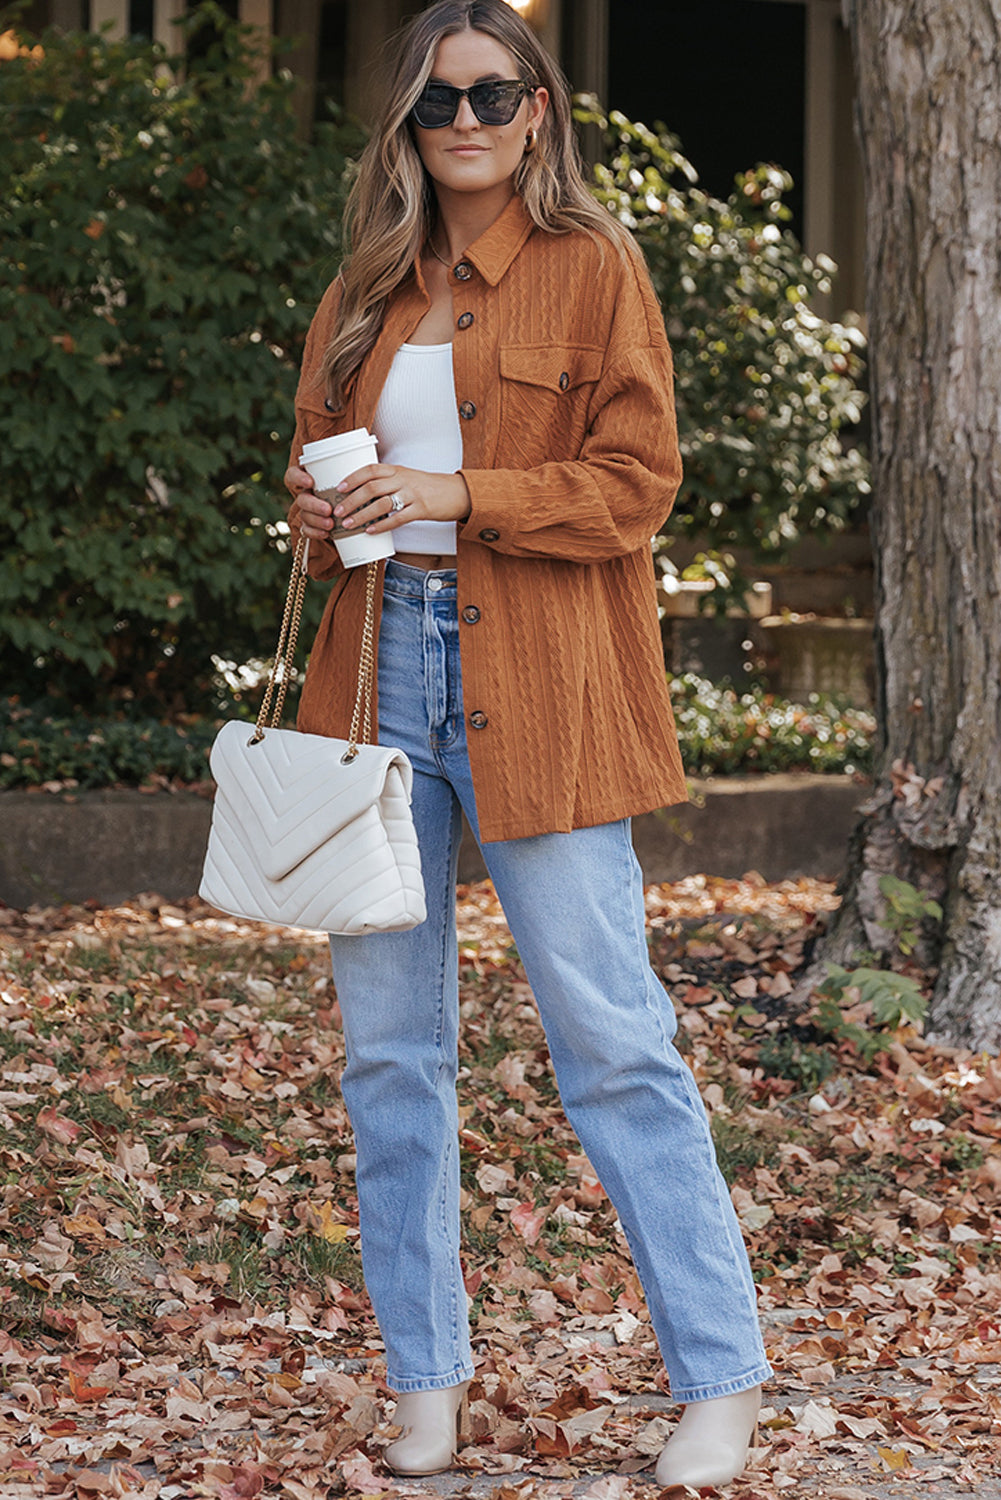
209 720 413 883
499 344 604 392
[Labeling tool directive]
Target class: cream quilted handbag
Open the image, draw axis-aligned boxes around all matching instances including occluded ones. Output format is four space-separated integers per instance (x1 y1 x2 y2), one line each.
199 540 426 934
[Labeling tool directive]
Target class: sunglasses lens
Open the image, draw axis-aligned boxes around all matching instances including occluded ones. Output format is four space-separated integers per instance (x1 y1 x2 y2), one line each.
470 81 524 124
413 85 459 128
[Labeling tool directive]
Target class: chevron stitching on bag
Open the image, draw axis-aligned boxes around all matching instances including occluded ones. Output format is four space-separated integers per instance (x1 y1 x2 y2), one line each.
208 723 414 882
199 721 426 934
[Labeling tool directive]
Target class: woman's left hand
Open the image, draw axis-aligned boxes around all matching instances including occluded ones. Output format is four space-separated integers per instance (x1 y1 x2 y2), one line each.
333 465 471 534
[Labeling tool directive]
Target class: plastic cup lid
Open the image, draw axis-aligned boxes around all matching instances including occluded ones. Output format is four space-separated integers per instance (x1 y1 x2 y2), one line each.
300 429 376 464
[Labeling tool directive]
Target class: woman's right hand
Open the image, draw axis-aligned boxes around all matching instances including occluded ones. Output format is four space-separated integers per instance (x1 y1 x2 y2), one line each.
284 465 334 541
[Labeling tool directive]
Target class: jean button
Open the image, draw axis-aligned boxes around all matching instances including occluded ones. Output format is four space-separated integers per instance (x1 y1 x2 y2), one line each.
427 576 443 593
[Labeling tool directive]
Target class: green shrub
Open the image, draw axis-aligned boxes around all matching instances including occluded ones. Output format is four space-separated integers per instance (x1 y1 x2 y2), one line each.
579 104 870 599
0 20 867 720
0 8 361 714
0 700 223 789
0 679 874 791
671 675 874 776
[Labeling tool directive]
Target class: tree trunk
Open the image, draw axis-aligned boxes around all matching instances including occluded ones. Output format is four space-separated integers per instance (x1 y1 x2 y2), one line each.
825 1 1001 1050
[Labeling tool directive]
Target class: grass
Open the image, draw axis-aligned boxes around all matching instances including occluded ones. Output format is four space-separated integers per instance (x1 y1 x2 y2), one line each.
756 1032 838 1092
518 1141 573 1186
208 1233 271 1302
826 1160 901 1215
710 1112 777 1182
940 1136 985 1173
292 1234 365 1289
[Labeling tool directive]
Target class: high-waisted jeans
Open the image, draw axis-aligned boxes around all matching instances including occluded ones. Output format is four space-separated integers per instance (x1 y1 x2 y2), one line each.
328 560 771 1400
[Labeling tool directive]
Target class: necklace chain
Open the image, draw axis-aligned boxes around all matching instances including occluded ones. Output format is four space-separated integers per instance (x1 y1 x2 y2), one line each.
427 235 455 269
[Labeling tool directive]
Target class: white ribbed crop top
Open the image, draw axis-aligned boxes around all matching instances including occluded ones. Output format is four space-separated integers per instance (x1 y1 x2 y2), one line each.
372 342 463 555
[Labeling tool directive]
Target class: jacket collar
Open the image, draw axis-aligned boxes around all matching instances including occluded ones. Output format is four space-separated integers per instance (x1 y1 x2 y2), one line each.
462 193 535 286
404 194 534 303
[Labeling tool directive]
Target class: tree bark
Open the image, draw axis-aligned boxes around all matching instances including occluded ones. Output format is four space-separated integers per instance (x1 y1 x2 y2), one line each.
825 0 1001 1050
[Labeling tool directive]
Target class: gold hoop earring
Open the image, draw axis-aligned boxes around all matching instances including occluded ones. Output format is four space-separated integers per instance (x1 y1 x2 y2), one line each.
524 125 537 153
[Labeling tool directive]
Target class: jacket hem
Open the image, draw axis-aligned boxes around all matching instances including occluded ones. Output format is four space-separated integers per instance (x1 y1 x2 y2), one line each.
476 786 690 846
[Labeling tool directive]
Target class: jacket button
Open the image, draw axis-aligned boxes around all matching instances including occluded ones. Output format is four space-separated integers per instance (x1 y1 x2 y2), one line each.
457 312 474 330
459 400 477 420
469 710 488 729
461 605 481 624
454 262 473 281
558 371 570 391
478 528 499 542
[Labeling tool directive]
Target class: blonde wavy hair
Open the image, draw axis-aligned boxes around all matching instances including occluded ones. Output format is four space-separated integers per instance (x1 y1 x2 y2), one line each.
320 0 631 408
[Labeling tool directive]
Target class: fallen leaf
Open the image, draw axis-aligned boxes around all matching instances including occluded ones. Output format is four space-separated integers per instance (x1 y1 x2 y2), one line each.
36 1106 80 1145
339 1450 396 1492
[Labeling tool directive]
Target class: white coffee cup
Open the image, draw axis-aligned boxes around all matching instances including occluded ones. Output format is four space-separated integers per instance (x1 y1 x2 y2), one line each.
300 428 396 568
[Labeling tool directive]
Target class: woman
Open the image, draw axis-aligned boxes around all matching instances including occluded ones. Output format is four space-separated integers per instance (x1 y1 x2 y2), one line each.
284 0 770 1485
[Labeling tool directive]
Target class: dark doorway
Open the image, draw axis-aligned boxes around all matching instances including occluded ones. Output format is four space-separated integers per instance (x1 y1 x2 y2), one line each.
606 0 805 240
128 0 155 38
315 0 349 116
185 0 242 65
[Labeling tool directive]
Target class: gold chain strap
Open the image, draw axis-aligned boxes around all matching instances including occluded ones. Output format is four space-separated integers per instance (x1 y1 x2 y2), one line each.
345 559 378 759
250 536 309 741
250 540 378 760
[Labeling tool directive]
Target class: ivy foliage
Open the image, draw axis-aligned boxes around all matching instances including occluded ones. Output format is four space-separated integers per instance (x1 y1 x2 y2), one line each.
579 104 870 592
0 8 361 713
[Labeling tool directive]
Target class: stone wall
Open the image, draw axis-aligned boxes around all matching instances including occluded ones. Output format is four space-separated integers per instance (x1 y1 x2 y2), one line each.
0 775 866 909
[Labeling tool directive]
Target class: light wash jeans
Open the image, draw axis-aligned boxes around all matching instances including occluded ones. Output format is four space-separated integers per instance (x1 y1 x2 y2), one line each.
328 560 771 1401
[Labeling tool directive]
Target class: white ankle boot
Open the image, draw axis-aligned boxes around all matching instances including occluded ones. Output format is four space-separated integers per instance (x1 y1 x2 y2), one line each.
655 1386 761 1489
383 1381 470 1475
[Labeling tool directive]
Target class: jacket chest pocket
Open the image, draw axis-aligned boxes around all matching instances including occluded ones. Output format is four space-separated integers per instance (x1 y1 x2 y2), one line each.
498 344 604 466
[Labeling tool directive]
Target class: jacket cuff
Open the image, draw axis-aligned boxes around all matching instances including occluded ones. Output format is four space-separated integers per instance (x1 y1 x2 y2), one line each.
457 469 514 548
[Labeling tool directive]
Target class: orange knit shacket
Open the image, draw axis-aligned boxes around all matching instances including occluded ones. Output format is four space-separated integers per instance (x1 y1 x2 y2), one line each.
287 194 688 843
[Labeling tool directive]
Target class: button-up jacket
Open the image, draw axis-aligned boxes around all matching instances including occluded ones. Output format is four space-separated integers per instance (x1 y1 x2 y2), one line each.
287 195 688 842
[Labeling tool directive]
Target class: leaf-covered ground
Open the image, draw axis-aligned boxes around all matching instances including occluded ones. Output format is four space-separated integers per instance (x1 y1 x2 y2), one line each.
0 878 998 1500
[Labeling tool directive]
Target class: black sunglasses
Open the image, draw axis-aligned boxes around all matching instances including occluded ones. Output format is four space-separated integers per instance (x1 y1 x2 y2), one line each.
412 78 535 129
